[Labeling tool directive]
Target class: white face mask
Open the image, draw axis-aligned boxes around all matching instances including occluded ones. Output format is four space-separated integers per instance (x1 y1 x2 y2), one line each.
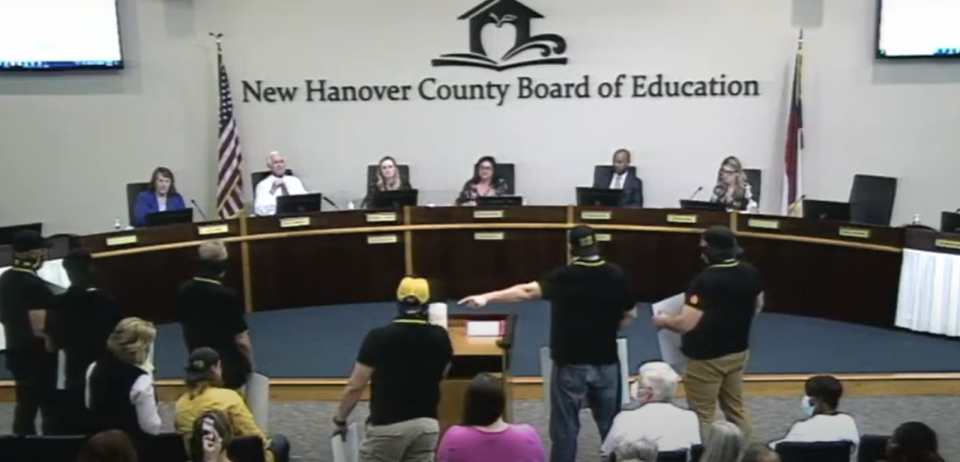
800 395 815 417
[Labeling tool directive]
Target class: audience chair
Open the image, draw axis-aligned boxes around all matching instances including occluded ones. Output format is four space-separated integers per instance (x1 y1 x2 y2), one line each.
251 169 293 198
691 444 704 461
22 435 88 462
857 435 889 462
776 441 853 462
0 434 25 462
849 174 897 226
125 182 151 225
494 163 516 195
140 432 188 462
744 168 762 204
656 449 688 462
228 435 268 462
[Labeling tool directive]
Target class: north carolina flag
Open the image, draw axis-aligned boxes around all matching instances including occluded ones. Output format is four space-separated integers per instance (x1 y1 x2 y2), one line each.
782 31 804 216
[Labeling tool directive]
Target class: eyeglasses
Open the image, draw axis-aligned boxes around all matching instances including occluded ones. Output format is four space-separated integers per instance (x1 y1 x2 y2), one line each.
721 169 737 175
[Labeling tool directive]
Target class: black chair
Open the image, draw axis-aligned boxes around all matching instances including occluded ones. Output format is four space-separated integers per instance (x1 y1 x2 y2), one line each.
656 449 688 462
691 443 704 461
494 163 515 195
858 434 889 462
366 164 411 187
251 169 293 198
126 182 151 226
0 435 25 462
849 174 897 226
22 435 89 462
228 435 268 462
140 432 188 462
776 441 853 462
744 168 762 204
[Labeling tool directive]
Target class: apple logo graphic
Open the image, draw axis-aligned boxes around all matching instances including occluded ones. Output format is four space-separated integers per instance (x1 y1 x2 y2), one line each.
481 13 518 62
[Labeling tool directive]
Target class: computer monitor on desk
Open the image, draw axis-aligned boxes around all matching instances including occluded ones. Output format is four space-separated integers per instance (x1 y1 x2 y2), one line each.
679 200 726 212
144 209 193 227
371 190 419 209
577 187 621 207
941 211 960 233
803 200 851 222
277 193 323 215
477 196 523 206
0 223 43 246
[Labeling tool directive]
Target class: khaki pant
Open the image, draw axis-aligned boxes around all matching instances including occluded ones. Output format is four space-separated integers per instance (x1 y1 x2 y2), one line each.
359 417 439 462
683 350 752 440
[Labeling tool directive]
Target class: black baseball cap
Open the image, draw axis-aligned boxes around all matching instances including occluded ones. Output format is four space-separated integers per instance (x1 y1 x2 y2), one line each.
702 226 742 254
185 347 220 380
569 225 599 254
12 230 49 253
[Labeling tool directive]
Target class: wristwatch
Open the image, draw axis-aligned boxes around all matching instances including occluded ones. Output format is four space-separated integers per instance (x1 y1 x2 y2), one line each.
333 416 347 426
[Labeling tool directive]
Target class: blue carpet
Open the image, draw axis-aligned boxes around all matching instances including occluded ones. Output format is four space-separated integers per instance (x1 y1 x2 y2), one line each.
2 301 959 380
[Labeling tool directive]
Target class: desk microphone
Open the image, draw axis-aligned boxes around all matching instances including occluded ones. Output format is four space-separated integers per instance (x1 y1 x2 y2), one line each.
322 195 340 210
191 200 209 220
688 186 704 200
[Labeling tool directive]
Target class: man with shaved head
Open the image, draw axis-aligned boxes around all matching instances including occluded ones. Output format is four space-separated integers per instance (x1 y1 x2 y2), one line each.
176 240 255 389
253 151 308 216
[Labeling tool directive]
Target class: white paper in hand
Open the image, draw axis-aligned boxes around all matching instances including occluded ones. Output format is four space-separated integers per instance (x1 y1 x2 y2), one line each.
244 373 270 433
428 303 448 329
653 294 689 374
331 423 360 462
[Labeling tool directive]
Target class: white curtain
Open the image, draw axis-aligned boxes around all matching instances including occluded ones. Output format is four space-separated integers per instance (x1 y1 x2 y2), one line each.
896 249 960 337
0 259 70 350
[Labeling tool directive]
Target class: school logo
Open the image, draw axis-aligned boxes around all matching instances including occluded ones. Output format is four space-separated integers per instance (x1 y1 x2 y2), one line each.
431 0 568 71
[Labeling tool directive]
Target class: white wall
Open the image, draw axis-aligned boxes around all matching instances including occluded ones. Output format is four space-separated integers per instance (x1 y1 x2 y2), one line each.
0 0 958 234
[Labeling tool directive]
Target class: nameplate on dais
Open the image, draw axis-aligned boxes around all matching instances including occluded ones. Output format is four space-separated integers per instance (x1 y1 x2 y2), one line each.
197 224 230 236
366 234 399 245
596 233 612 242
747 219 781 230
105 235 138 247
473 210 505 219
935 239 960 250
581 211 612 221
279 217 311 228
838 227 871 239
474 232 505 241
365 212 397 223
666 214 698 224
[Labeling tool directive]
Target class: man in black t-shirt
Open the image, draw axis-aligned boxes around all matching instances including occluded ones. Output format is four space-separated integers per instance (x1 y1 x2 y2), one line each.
0 230 57 435
176 240 254 390
653 226 763 440
460 225 637 462
334 277 452 462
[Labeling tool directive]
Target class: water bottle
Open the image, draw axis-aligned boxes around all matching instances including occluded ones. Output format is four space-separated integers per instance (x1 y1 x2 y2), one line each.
113 218 122 230
347 201 355 210
911 214 921 225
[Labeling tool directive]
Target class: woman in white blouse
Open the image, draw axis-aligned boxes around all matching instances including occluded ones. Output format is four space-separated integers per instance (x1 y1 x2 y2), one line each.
85 317 162 440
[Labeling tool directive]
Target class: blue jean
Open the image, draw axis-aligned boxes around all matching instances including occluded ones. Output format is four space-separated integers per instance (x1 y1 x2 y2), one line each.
549 363 621 462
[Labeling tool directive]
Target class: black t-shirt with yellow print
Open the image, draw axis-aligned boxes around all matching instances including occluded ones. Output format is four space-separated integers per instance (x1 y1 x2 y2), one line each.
680 259 763 361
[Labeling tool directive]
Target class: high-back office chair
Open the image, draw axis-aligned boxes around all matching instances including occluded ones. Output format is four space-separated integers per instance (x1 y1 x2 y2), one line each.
126 182 151 226
775 441 853 462
592 165 638 187
251 169 293 198
744 168 762 204
366 164 411 188
494 163 515 195
849 174 897 226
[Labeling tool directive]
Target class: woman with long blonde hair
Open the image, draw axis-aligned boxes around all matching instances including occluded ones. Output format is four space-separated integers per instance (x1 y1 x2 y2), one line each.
362 156 412 208
85 317 162 442
709 156 757 212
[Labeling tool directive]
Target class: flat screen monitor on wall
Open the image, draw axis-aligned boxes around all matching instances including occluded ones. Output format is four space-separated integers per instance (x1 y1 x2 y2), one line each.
876 0 960 59
0 0 123 71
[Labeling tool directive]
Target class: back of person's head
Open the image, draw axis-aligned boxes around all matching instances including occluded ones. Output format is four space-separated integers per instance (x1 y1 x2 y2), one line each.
185 347 224 395
462 373 505 427
888 421 944 462
198 240 228 274
189 410 234 462
739 443 780 462
395 276 430 318
77 430 138 462
803 375 843 414
63 249 95 285
106 317 156 366
634 361 680 403
614 438 658 462
701 421 745 462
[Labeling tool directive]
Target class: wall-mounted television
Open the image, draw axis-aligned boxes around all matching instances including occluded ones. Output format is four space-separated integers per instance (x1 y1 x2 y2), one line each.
876 0 960 59
0 0 123 71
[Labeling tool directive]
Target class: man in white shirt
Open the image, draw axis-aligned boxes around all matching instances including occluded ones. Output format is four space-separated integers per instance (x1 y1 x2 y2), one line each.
601 361 700 457
770 375 860 450
253 151 308 216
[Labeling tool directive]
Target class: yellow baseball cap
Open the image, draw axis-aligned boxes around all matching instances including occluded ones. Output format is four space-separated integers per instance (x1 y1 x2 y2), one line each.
397 277 430 304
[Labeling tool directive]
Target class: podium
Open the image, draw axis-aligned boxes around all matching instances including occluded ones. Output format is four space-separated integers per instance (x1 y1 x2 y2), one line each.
436 312 517 434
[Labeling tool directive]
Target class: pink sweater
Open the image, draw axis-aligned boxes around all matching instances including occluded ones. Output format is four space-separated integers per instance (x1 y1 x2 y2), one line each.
437 424 545 462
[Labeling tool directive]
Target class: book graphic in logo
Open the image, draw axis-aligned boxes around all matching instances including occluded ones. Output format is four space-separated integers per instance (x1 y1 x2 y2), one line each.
432 0 568 71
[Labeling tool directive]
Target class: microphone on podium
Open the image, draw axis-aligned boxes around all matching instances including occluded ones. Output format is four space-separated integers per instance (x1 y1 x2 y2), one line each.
191 200 209 221
688 186 704 200
787 194 807 215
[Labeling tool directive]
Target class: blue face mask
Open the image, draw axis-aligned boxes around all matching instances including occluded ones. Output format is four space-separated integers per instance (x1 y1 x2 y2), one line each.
800 396 815 417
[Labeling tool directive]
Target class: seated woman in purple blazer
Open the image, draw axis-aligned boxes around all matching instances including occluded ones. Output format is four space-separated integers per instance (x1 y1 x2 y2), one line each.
133 167 186 227
437 373 545 462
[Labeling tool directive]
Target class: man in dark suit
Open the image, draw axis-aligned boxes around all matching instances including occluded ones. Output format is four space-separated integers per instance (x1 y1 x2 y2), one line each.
593 149 644 207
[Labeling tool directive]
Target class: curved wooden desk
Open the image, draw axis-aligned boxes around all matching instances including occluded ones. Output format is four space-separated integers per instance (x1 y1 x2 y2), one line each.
75 206 904 328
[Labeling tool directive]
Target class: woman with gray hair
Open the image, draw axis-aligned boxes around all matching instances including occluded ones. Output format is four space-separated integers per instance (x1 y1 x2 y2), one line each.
701 421 746 462
85 317 161 442
614 439 658 462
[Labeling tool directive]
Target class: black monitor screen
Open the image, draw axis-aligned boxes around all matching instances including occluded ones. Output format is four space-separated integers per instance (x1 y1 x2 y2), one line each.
576 187 621 207
277 193 323 215
144 208 193 228
477 196 523 206
371 190 418 209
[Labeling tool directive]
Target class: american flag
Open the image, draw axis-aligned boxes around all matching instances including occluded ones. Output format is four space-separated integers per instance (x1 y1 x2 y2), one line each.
782 30 804 215
216 41 244 218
